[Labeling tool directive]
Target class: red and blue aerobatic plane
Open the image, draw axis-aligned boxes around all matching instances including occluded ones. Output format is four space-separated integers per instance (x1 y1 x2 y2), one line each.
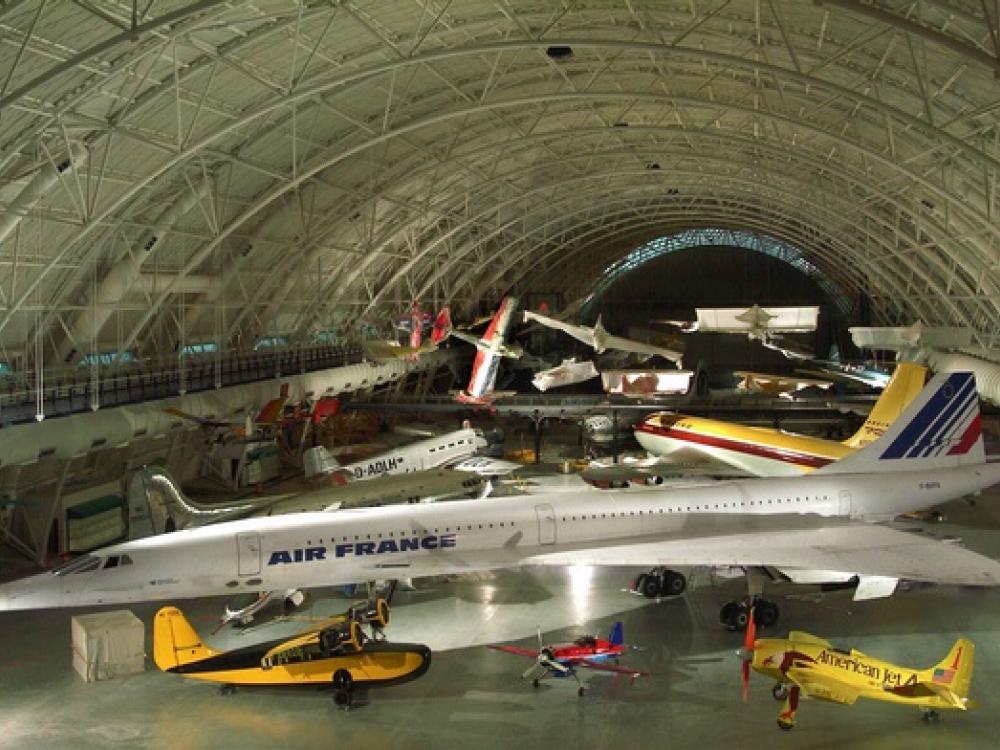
488 622 648 695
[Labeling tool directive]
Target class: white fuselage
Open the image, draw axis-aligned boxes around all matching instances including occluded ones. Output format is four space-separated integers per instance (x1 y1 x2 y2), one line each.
316 428 487 479
634 428 812 477
3 462 998 612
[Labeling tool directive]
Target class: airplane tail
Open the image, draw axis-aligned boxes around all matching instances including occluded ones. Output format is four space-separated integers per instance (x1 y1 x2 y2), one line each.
817 371 984 474
608 621 624 646
302 445 341 478
153 606 218 672
431 306 452 344
128 466 267 536
926 638 975 704
127 466 206 537
841 362 927 448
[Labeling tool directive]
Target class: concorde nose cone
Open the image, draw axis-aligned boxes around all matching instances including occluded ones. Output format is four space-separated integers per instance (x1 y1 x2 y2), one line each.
1 573 60 612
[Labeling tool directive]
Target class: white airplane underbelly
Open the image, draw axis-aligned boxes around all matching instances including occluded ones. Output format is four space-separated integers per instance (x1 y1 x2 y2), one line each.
635 429 808 477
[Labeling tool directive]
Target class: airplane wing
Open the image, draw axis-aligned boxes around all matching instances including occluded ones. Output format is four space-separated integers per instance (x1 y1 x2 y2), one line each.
577 660 650 677
523 310 596 348
597 328 684 364
518 516 1000 588
349 512 1000 593
447 329 482 348
162 407 241 428
487 644 539 658
581 457 750 483
784 666 862 705
464 298 519 399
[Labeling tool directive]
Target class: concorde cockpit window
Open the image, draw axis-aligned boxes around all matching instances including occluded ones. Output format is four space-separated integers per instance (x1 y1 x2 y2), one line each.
52 554 102 576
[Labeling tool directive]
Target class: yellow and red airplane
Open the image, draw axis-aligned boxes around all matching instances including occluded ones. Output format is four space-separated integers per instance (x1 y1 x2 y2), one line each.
153 597 430 707
635 362 927 475
740 614 975 730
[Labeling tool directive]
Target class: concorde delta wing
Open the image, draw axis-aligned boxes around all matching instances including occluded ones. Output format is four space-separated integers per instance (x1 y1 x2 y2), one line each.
515 515 1000 589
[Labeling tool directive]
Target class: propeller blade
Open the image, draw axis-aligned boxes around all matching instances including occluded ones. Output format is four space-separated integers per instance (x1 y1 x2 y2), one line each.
523 662 549 681
536 626 543 650
741 605 756 703
542 658 570 674
744 606 757 652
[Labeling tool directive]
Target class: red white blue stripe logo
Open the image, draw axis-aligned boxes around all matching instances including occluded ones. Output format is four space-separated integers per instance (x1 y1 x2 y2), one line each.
880 373 981 459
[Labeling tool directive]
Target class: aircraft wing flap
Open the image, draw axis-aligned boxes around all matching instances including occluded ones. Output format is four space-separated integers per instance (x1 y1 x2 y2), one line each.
487 645 539 659
785 667 861 705
519 517 1000 588
578 660 650 677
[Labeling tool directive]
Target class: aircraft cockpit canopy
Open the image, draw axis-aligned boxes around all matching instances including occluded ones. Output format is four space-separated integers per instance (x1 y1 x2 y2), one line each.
52 553 133 576
52 555 102 576
574 635 598 648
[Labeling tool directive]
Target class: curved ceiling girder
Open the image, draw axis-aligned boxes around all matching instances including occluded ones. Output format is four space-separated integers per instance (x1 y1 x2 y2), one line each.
2 3 1000 367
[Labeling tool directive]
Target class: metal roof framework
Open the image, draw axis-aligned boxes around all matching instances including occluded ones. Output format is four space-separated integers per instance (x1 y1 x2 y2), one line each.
1 0 1000 375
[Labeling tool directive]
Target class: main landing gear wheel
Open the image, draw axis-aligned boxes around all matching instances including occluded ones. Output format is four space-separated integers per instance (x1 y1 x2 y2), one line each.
772 683 789 701
333 670 354 709
720 598 780 631
921 709 941 723
218 684 236 696
577 686 585 697
634 568 687 598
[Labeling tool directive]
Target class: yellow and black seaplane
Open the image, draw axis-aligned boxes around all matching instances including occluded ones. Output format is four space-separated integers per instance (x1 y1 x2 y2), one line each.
739 613 975 730
153 597 430 707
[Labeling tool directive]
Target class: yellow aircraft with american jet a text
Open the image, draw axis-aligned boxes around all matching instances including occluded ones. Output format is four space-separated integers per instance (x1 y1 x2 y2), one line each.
738 611 975 730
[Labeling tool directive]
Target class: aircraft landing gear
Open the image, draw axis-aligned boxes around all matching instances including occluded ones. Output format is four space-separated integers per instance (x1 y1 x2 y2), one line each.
577 686 585 697
218 684 237 696
777 686 799 731
633 567 686 598
720 597 780 631
333 670 354 710
921 708 941 723
532 679 540 688
772 683 789 701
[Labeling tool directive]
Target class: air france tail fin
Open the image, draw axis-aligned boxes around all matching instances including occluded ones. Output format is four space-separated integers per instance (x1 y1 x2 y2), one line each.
817 371 983 474
608 621 624 646
842 362 927 448
153 606 218 672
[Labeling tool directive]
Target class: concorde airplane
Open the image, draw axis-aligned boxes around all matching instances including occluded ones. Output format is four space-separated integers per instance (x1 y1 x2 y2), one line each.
3 372 1000 632
635 362 927 477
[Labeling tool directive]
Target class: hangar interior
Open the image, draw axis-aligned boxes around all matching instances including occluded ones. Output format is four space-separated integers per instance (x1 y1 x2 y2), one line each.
3 2 1000 748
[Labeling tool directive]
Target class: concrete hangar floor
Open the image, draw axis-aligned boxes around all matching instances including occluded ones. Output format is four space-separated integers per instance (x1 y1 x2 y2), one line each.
3 479 1000 747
